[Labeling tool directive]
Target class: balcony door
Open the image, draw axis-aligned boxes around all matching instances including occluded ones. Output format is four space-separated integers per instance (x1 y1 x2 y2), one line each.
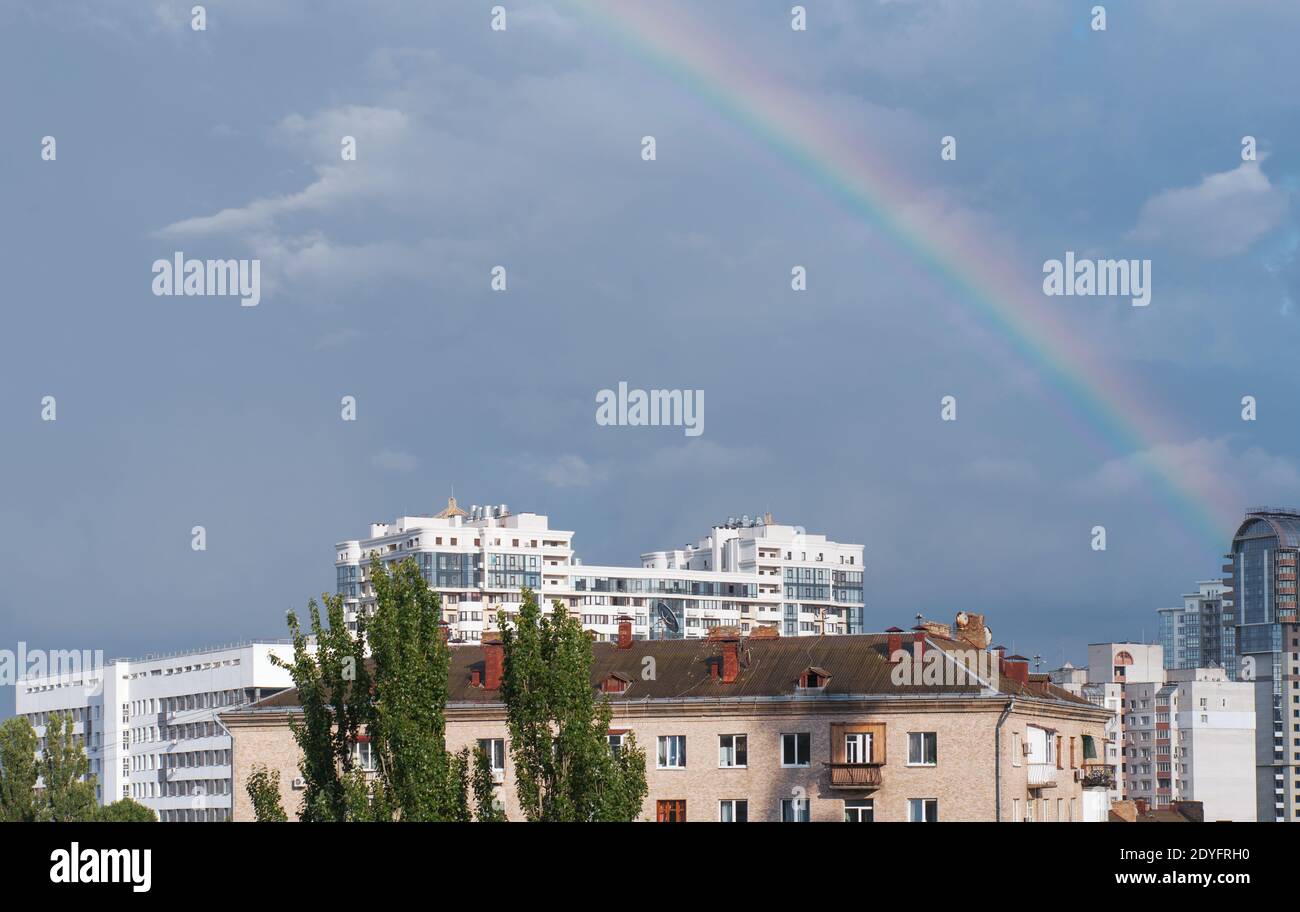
844 732 873 764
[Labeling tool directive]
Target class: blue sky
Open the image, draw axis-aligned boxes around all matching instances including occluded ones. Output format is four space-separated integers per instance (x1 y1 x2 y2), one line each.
3 1 1300 714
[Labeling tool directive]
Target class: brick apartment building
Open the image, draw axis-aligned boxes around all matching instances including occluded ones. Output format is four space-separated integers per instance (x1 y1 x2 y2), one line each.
222 614 1112 822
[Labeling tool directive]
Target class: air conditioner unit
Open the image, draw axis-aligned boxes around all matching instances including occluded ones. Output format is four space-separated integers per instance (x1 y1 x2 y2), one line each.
1021 743 1031 756
1074 769 1085 782
291 777 306 790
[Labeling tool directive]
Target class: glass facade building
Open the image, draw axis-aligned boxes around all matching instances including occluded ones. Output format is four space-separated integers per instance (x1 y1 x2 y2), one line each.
1226 509 1300 821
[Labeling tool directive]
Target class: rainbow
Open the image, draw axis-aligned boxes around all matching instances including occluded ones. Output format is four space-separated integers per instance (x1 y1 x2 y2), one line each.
570 0 1241 548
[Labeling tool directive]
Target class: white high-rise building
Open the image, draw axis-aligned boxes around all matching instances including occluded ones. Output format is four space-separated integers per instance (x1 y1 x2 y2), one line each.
1121 667 1256 821
1052 643 1256 818
16 642 293 821
335 498 866 642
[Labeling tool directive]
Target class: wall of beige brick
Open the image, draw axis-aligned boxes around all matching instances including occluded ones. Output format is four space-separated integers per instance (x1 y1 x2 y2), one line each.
228 716 306 822
228 698 1107 823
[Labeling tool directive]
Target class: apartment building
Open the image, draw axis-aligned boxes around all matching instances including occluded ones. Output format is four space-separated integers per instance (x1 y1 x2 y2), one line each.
1157 580 1235 674
1223 507 1300 820
1049 661 1124 804
1120 668 1255 821
642 516 865 636
16 642 292 821
334 498 865 643
223 615 1112 823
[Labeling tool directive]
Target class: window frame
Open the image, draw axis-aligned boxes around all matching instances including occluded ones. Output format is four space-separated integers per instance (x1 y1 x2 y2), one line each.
718 733 748 769
907 731 937 767
781 732 811 768
657 734 687 770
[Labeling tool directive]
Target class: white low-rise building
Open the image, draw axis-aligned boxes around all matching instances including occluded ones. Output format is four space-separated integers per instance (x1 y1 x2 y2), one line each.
16 642 293 821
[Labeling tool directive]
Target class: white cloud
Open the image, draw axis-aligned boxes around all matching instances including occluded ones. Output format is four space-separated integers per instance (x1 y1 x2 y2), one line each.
1128 161 1290 257
1081 437 1297 499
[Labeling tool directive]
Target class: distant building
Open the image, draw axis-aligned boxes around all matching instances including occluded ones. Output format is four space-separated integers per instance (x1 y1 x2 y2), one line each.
16 642 292 821
1120 668 1255 821
1053 641 1255 821
1157 579 1234 674
335 498 865 643
1224 508 1300 820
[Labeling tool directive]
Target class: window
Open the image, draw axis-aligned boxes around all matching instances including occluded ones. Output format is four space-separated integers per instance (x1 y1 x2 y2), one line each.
348 743 374 769
781 732 810 767
1011 731 1022 766
719 799 748 822
608 732 625 755
908 798 938 822
719 734 747 768
657 735 686 769
780 798 810 822
477 738 505 774
907 732 937 766
844 799 873 823
844 732 872 764
656 799 686 822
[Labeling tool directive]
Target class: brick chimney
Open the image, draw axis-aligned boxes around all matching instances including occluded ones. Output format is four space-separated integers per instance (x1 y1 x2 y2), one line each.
708 633 741 684
886 626 904 659
616 615 633 650
483 634 504 690
911 625 927 660
1001 654 1029 684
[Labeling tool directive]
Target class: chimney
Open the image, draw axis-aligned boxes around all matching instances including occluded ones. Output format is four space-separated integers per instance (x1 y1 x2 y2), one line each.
1001 654 1029 684
911 625 927 660
616 615 633 650
483 634 504 690
886 626 904 659
720 636 740 684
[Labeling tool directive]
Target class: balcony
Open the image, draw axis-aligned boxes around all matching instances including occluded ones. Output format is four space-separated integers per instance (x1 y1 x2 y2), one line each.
825 763 883 789
1027 763 1057 787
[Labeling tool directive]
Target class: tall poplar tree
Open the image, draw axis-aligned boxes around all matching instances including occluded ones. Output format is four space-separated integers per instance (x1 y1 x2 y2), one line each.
497 589 647 821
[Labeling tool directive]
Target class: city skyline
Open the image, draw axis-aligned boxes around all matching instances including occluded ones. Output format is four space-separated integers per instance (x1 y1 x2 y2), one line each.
5 1 1300 724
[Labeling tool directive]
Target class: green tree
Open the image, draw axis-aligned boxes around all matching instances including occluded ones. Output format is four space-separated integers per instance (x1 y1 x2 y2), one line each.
36 712 97 822
275 557 468 821
96 797 157 822
471 746 506 822
274 589 371 821
366 558 464 821
497 589 648 821
0 716 39 822
245 763 288 822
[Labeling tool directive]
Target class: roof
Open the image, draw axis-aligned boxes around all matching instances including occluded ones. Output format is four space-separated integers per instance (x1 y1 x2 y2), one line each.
1235 510 1300 547
246 633 1099 711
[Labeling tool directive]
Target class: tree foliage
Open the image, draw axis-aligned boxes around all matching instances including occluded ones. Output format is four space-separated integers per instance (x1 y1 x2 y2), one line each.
276 557 466 821
471 746 506 822
366 558 462 821
0 715 39 822
36 711 98 822
246 763 289 822
96 797 157 822
497 589 648 821
274 587 371 821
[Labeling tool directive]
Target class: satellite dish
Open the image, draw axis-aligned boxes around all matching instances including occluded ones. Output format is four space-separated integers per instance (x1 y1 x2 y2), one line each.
656 601 679 633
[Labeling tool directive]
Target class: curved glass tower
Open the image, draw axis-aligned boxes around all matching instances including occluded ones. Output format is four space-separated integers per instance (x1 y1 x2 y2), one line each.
1227 508 1300 821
